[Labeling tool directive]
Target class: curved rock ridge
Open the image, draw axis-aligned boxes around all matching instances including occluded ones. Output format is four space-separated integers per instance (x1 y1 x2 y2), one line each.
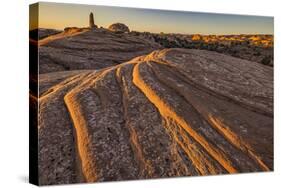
39 29 161 74
38 48 273 185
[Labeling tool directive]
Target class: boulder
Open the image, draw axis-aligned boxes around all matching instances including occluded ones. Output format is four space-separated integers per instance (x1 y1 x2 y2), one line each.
108 23 130 33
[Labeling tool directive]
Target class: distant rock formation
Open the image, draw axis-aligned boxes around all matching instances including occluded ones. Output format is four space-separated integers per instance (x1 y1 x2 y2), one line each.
38 48 273 185
89 12 97 29
29 28 62 40
108 23 130 33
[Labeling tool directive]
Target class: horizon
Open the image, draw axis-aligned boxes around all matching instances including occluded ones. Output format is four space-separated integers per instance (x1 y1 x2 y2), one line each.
31 2 274 35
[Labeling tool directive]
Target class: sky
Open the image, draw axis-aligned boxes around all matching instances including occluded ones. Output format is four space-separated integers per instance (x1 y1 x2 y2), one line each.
31 2 274 35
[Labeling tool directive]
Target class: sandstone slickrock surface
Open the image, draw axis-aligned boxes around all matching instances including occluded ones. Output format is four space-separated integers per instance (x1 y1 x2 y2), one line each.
39 29 161 74
38 48 273 185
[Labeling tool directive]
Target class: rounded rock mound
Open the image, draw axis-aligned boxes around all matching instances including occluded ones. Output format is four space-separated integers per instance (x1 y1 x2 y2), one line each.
108 23 130 33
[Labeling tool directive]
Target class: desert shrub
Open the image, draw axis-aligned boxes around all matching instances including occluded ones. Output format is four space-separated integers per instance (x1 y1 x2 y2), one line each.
261 56 272 65
254 51 261 56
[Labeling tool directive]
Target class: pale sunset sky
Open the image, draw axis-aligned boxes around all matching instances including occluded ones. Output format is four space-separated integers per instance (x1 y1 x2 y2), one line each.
30 2 274 35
